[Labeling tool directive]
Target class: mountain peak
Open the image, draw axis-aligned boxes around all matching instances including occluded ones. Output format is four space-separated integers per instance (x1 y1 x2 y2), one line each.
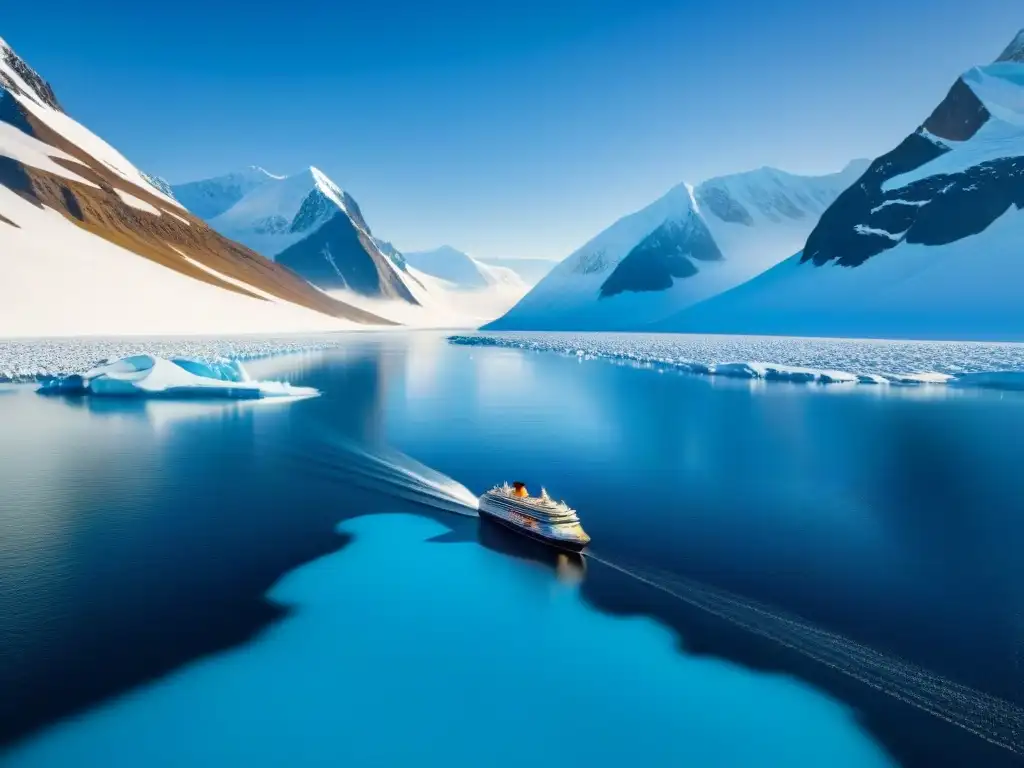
434 245 470 257
996 29 1024 62
308 166 345 199
0 35 63 112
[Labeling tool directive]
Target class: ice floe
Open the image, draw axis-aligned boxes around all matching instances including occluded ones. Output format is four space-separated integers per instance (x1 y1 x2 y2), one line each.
0 335 347 383
36 354 317 399
448 333 1024 392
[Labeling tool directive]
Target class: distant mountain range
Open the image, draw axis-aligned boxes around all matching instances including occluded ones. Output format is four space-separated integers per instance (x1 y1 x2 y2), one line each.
654 29 1024 341
403 246 524 290
172 167 420 304
489 30 1024 341
0 36 389 336
476 257 557 286
4 26 1022 341
485 161 869 331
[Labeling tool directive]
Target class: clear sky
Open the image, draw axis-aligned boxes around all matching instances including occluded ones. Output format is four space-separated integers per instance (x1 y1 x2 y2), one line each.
3 0 1020 259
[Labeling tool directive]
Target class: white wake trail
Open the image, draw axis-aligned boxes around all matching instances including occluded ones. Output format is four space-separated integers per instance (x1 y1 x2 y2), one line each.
586 552 1024 757
294 431 479 518
288 430 1023 756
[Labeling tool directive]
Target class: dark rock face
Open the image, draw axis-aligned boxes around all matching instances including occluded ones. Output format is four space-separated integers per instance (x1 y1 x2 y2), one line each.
696 185 754 226
0 45 63 111
997 30 1024 63
801 64 1024 270
276 213 418 303
0 155 36 199
374 239 407 270
800 60 1024 269
341 192 371 233
290 189 334 234
599 213 723 298
923 78 991 141
0 88 35 134
801 133 947 267
61 187 83 220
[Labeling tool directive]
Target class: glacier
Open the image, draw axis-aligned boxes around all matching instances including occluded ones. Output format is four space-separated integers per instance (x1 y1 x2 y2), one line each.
448 333 1024 392
36 354 318 399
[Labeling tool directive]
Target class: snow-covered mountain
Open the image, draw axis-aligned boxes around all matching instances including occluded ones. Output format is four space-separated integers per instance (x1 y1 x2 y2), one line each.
404 245 525 291
180 166 420 304
655 30 1024 342
171 166 281 219
484 161 868 331
0 36 388 336
475 257 557 287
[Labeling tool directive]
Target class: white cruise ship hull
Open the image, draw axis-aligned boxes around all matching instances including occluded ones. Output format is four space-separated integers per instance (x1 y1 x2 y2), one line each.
478 493 590 553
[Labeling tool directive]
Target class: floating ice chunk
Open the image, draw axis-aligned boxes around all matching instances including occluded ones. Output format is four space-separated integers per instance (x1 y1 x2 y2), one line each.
855 373 891 385
949 370 1024 391
882 372 955 385
38 354 317 399
711 361 858 384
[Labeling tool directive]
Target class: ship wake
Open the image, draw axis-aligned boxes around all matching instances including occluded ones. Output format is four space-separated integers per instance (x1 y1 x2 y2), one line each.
292 430 479 518
585 552 1024 758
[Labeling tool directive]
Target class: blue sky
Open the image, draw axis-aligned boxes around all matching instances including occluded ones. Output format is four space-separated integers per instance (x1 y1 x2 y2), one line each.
3 0 1020 259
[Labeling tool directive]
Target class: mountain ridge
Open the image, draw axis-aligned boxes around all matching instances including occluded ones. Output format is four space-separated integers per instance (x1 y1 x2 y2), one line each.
178 165 421 304
484 160 869 331
0 36 392 335
654 30 1024 341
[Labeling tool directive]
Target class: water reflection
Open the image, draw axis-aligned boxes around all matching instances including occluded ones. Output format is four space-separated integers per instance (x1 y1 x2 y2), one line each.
476 516 587 586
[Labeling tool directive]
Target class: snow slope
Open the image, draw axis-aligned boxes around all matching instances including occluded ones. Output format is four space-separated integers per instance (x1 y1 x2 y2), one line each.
0 36 387 336
657 31 1024 342
329 262 527 328
404 246 525 291
0 38 182 210
477 257 558 287
206 167 337 256
485 161 868 332
0 185 366 336
171 166 282 219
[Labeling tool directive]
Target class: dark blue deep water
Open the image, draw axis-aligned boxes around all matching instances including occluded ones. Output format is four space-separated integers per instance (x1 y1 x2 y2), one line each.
2 332 1023 767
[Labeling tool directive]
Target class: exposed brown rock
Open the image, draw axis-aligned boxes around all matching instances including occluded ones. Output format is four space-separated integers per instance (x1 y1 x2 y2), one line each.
0 97 394 325
922 77 990 142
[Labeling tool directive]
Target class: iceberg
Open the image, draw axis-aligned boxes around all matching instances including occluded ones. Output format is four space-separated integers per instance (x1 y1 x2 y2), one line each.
36 354 318 399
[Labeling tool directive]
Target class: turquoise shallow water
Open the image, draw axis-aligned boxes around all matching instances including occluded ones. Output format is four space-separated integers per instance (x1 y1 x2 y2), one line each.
2 513 894 768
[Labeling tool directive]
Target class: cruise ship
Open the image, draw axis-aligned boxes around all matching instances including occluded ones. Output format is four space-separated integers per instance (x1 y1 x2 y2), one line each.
478 482 590 553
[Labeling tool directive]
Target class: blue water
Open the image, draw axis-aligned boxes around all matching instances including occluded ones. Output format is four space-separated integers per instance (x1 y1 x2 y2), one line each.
2 332 1023 767
2 514 893 768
